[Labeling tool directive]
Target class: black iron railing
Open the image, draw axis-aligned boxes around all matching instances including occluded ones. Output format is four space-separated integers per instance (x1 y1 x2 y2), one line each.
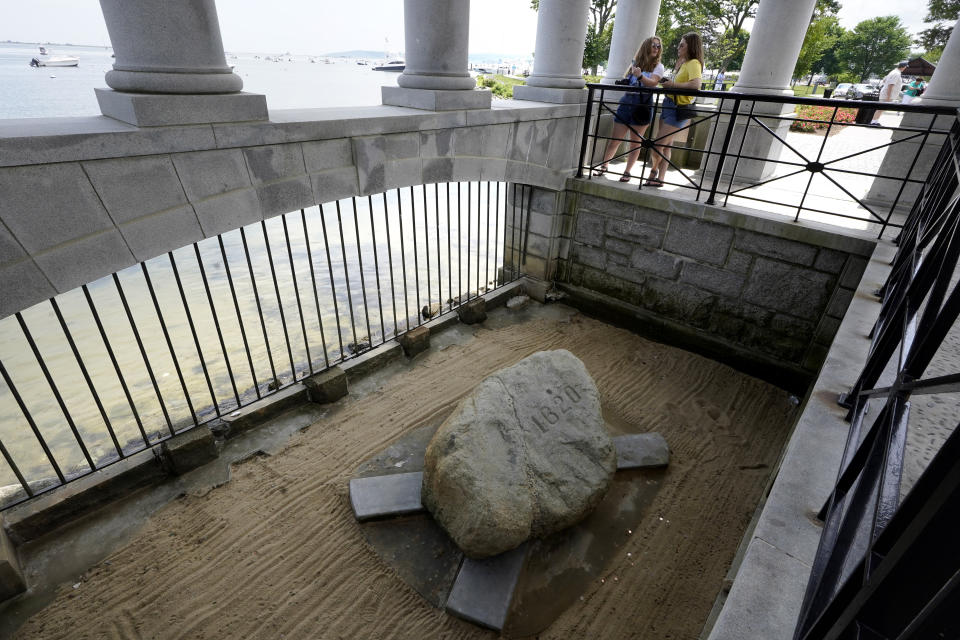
578 85 958 238
0 181 530 510
794 120 960 638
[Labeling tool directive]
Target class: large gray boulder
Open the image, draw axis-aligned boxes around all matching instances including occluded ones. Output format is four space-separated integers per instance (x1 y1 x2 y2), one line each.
422 350 616 558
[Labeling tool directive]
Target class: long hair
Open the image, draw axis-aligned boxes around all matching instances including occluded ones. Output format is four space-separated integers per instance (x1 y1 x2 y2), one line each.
679 32 704 71
626 36 663 76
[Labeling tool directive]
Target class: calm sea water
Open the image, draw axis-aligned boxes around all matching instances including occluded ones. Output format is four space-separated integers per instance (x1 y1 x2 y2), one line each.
0 42 401 119
0 43 510 502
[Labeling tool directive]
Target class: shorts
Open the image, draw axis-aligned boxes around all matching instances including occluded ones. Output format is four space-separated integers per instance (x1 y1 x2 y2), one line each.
661 97 692 128
614 92 653 126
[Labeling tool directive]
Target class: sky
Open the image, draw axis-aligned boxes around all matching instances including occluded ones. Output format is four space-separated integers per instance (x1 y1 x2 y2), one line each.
1 1 943 57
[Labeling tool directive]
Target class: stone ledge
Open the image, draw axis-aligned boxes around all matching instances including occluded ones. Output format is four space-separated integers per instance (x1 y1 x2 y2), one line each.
0 517 24 603
557 282 812 394
567 178 877 257
704 241 894 640
221 384 309 438
2 448 166 545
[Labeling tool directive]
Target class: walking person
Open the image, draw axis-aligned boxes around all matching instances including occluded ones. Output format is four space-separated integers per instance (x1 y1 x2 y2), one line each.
872 60 907 126
593 36 666 182
645 32 703 187
902 77 923 105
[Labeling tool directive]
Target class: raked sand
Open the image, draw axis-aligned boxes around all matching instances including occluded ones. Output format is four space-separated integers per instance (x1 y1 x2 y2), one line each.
13 302 798 640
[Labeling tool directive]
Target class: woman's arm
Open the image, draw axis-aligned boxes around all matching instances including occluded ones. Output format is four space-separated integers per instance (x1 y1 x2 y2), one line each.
639 72 661 87
661 76 700 90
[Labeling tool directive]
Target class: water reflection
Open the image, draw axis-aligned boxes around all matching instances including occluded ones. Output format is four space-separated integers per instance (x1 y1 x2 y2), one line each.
0 182 522 505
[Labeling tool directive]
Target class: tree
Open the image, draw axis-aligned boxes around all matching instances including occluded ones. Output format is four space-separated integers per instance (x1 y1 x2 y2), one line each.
793 0 842 81
919 0 959 52
655 0 756 71
794 15 840 81
835 16 912 81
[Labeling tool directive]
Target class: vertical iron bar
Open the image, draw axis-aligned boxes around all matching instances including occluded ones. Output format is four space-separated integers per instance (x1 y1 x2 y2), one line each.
194 244 242 409
485 181 491 292
334 200 359 352
467 181 472 301
141 263 198 426
16 312 95 469
435 184 442 312
476 181 482 295
0 358 65 483
0 436 31 498
113 272 175 436
282 214 313 375
240 226 279 389
260 220 297 379
522 184 532 266
366 196 386 343
494 182 501 286
576 86 595 178
351 198 374 347
423 184 431 324
457 182 463 304
167 252 219 417
396 189 410 330
300 209 331 369
319 204 346 359
382 193 399 338
410 186 421 326
589 87 604 175
706 97 742 206
49 298 123 458
219 234 262 400
697 96 727 200
447 183 452 305
82 284 149 445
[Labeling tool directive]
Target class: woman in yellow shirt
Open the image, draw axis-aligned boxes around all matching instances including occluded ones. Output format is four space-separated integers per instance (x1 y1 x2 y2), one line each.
645 32 703 187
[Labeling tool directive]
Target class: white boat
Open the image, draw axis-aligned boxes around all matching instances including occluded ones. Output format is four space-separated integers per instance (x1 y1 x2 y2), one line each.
373 59 405 72
30 46 78 67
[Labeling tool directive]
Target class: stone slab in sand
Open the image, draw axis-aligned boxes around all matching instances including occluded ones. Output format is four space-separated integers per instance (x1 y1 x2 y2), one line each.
421 349 617 558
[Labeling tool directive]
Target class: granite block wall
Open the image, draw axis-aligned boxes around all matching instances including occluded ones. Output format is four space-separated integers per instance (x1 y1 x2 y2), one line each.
556 182 876 376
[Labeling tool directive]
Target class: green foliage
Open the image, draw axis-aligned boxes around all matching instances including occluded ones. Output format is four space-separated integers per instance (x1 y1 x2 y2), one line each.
836 16 912 81
584 20 615 73
794 15 840 80
920 0 959 51
811 17 847 78
476 74 525 99
656 0 757 70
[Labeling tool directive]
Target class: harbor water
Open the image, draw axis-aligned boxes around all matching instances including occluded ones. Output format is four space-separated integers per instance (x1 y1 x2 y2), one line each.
0 43 514 504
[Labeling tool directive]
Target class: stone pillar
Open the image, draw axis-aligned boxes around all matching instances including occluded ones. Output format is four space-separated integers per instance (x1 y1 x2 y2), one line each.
731 0 817 96
382 0 491 111
95 0 267 127
865 19 960 214
706 0 818 181
602 0 662 84
514 0 591 104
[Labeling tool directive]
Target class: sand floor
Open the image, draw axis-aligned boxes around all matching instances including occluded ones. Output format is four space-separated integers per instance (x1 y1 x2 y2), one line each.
11 303 799 639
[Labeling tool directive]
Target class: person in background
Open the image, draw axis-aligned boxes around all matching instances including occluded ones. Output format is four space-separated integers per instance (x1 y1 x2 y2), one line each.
593 36 665 182
714 69 725 91
645 32 703 187
902 77 923 104
872 60 907 126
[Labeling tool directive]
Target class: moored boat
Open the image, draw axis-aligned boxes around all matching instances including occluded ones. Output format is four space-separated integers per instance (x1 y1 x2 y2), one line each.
29 46 79 67
373 59 405 72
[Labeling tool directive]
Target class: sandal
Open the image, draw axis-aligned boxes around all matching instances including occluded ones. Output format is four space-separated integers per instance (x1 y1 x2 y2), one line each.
592 166 607 177
644 169 662 187
619 171 632 183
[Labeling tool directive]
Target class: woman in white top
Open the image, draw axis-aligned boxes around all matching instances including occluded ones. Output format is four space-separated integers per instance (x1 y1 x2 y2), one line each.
593 36 665 182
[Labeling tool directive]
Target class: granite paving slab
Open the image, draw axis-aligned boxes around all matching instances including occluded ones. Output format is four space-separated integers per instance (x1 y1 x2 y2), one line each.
614 432 671 469
445 543 529 631
349 471 425 521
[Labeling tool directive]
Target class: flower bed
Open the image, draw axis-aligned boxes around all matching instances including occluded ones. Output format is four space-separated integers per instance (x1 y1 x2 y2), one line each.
790 104 857 133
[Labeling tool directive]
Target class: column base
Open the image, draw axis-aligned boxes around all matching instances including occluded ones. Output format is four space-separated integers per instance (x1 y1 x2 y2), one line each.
513 85 587 104
381 86 492 111
95 89 268 127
